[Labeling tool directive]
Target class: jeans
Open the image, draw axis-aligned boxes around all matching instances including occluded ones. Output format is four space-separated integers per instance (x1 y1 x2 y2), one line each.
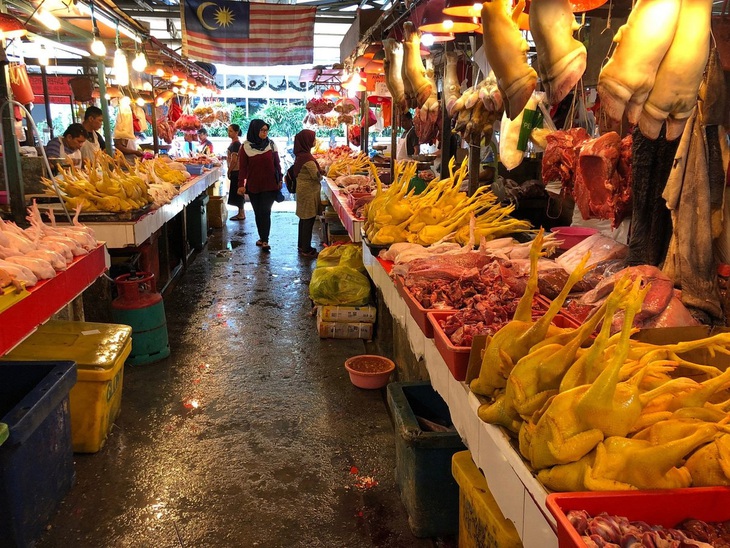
298 217 316 251
248 190 277 242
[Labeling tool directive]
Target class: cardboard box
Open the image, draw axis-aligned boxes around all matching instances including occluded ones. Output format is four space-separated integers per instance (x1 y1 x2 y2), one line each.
316 315 373 339
207 195 228 229
317 304 376 323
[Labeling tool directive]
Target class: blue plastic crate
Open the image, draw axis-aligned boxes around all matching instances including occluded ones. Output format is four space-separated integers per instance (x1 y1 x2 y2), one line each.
185 164 204 176
0 360 77 548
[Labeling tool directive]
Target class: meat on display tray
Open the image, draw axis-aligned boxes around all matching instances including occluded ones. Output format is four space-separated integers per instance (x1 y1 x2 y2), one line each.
546 488 730 548
395 276 453 338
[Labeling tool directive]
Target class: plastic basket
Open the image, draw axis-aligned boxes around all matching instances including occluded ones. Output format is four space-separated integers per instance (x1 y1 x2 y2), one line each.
546 488 730 548
428 311 471 381
395 276 453 339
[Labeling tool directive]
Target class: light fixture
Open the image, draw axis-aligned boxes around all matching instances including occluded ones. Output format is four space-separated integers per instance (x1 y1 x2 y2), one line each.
364 59 384 74
322 87 340 100
172 85 179 93
37 44 49 66
421 32 455 46
569 0 608 11
114 48 129 85
419 0 479 34
90 35 106 56
33 8 61 31
155 89 174 106
29 35 90 58
442 0 482 18
135 96 145 106
0 12 27 40
142 81 152 91
132 51 147 72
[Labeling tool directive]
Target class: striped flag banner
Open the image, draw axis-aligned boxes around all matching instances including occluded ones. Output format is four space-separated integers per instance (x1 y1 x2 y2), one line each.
181 0 316 66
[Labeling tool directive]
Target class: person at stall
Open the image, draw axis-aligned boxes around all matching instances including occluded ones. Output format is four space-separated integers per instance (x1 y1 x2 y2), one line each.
226 124 245 221
292 129 322 258
197 128 214 155
396 111 419 160
45 123 86 169
114 135 144 164
237 119 282 251
80 106 106 163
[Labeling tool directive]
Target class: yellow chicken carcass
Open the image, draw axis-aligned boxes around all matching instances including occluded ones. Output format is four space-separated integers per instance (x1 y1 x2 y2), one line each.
522 281 697 469
471 229 592 398
685 433 730 486
538 422 720 491
478 279 627 433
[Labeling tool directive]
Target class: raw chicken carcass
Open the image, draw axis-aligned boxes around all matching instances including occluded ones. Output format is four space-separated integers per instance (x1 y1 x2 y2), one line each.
42 235 87 257
0 267 22 291
39 238 73 262
5 255 56 280
25 249 67 271
0 260 37 286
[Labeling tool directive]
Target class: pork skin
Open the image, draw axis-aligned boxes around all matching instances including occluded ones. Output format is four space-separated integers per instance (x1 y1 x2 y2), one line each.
383 39 407 112
481 0 537 119
597 0 681 125
529 0 587 105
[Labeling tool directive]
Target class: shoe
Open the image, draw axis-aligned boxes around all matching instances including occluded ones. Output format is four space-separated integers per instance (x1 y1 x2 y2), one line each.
261 242 271 251
230 214 246 220
298 248 318 258
256 240 264 247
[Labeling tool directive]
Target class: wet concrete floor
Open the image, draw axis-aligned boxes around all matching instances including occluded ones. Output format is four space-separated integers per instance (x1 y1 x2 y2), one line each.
38 202 454 548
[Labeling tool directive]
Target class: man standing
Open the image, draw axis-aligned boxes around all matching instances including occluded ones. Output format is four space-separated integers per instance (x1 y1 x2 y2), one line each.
80 106 106 163
396 112 419 160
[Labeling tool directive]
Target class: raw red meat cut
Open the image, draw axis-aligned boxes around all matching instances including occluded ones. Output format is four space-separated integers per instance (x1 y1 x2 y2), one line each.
541 127 591 189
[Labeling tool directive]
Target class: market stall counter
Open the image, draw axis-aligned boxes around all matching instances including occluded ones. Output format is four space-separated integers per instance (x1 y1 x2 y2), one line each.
363 243 558 548
322 177 363 243
0 244 109 355
62 167 222 249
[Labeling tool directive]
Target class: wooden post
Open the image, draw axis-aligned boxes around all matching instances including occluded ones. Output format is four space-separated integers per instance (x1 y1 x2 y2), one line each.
390 106 397 184
96 60 113 154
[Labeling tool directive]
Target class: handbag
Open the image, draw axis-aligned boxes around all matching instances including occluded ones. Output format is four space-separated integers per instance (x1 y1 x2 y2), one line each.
275 190 286 203
284 165 297 194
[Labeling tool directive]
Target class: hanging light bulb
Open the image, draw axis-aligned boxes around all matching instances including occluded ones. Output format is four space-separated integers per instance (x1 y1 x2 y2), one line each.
114 48 129 86
34 8 61 31
136 96 145 106
172 86 179 94
142 81 153 91
37 45 50 67
90 35 106 57
132 51 147 72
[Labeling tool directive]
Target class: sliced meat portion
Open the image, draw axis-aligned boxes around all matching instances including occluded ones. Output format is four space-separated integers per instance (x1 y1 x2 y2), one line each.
556 233 629 274
541 127 591 189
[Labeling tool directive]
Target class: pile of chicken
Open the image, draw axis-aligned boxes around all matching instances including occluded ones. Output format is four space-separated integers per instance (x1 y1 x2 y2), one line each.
0 202 98 290
363 158 531 246
469 230 730 491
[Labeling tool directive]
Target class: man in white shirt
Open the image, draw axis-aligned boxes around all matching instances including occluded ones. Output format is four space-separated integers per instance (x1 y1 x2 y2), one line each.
80 106 106 163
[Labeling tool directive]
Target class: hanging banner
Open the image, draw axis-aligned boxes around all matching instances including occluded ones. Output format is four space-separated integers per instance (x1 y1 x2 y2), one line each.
182 0 316 66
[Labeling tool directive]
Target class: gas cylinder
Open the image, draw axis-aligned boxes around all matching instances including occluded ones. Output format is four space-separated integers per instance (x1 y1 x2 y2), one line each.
111 272 170 365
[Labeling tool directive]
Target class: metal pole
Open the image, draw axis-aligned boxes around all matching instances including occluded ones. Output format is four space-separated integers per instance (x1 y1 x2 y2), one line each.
40 66 53 139
390 105 397 184
148 75 159 155
360 91 368 154
0 59 26 224
96 60 113 154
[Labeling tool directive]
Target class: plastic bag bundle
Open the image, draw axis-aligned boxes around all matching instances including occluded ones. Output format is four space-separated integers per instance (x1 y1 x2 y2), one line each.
315 244 364 271
309 266 371 306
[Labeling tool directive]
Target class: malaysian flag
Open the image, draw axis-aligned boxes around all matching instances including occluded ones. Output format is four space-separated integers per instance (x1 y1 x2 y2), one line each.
182 0 316 66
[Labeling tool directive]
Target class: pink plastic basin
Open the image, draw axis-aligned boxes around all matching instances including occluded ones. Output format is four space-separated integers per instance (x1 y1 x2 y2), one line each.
551 226 598 250
344 355 395 389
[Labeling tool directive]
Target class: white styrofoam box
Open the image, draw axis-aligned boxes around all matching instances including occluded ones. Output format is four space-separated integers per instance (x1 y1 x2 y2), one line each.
424 338 450 406
361 242 375 277
404 311 425 360
448 375 470 440
522 492 558 548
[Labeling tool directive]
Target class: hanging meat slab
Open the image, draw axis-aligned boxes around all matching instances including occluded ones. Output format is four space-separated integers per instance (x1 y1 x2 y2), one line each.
571 132 632 228
541 127 591 190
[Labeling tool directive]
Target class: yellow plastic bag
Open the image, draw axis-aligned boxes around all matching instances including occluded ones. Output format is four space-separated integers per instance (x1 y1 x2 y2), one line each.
315 244 364 272
309 266 371 306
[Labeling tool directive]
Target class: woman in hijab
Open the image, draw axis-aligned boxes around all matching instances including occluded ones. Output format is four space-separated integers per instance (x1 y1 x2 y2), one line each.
238 119 282 251
292 129 322 258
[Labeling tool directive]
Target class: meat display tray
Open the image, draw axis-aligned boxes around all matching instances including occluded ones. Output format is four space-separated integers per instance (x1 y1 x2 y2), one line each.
428 311 471 381
395 276 453 339
546 488 730 548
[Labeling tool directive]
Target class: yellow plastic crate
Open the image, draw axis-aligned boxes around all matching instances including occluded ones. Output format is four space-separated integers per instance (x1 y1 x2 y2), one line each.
452 451 523 548
3 320 132 453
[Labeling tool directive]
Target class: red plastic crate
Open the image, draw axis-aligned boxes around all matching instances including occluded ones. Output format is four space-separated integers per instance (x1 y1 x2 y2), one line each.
428 311 470 380
395 277 453 338
546 488 730 548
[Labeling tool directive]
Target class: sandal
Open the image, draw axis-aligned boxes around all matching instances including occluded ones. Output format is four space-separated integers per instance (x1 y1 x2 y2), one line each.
256 240 264 246
230 214 246 220
261 242 271 250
